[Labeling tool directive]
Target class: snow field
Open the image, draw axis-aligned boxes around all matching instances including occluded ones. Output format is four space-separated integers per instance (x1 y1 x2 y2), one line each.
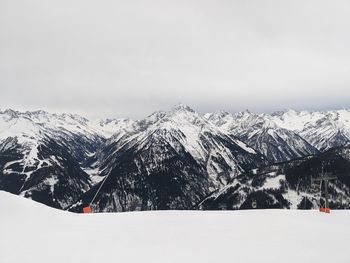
1 191 349 263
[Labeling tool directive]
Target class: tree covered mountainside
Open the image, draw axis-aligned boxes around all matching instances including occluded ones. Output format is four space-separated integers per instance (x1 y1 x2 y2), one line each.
200 144 350 210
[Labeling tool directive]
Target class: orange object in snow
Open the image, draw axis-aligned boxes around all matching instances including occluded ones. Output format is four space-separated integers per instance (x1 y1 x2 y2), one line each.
83 206 92 213
319 207 331 213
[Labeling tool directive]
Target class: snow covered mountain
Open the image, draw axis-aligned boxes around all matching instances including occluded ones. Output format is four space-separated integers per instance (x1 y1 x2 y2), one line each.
97 105 265 184
271 109 350 151
200 143 350 210
89 118 136 138
0 109 109 209
71 104 266 212
205 110 319 163
1 106 350 212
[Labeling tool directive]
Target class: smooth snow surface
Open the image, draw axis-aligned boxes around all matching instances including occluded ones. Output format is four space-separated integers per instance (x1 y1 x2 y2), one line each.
1 191 350 263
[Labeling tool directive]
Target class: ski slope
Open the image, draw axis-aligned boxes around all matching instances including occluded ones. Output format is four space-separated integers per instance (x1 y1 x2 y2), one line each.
0 191 349 263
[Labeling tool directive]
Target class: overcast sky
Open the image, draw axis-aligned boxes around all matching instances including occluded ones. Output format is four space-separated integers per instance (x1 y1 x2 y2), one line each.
1 0 350 118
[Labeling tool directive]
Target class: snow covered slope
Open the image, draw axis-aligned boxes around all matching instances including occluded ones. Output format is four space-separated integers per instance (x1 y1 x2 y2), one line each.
0 109 106 160
206 109 350 161
97 104 265 185
89 118 136 138
0 109 106 209
72 105 266 212
271 109 350 151
1 191 350 263
205 110 319 163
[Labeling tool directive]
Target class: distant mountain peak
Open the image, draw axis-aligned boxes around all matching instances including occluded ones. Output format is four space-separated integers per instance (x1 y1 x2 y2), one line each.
234 110 255 118
214 110 231 117
23 109 48 116
1 108 20 118
262 119 278 130
171 103 195 113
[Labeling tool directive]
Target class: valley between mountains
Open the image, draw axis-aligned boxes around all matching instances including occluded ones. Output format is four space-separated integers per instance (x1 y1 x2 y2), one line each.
1 104 350 212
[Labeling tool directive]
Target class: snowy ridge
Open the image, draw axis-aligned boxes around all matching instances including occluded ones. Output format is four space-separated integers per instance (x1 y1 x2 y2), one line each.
206 108 350 161
271 109 350 151
205 110 320 163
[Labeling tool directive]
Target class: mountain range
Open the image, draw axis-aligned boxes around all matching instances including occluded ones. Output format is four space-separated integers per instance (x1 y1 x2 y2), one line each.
0 105 349 212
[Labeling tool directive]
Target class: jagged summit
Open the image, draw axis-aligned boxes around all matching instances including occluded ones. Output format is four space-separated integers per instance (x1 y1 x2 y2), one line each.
235 109 253 117
171 103 196 113
204 110 230 120
1 108 21 119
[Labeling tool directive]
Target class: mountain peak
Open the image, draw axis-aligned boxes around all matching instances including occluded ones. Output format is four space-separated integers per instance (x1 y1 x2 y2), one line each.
235 109 254 118
285 109 299 115
214 110 231 117
25 110 49 116
171 103 195 113
2 109 20 118
262 119 278 130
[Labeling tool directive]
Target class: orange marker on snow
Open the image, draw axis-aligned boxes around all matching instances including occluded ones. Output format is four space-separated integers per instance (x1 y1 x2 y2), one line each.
83 206 92 213
319 207 330 213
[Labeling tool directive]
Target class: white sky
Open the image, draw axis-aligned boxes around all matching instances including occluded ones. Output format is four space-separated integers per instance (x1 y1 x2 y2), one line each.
1 0 350 118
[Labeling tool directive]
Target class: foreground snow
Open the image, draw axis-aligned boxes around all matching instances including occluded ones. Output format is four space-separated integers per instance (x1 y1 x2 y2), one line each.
0 191 349 263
